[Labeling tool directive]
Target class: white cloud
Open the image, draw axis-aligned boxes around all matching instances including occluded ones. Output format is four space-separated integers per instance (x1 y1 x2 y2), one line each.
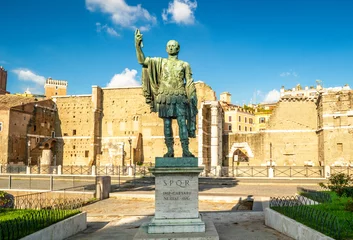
162 0 197 25
262 89 280 103
106 68 141 88
12 69 46 85
280 70 298 78
86 0 156 31
96 22 119 37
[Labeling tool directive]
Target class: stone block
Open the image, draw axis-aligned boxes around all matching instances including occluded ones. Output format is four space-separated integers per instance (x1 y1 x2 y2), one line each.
134 218 219 240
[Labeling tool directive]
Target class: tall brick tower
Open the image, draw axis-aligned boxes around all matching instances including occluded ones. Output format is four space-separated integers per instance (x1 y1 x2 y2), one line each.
0 66 8 95
44 78 68 98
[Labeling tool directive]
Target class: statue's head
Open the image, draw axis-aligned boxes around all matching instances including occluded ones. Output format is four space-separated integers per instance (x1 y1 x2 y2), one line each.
166 40 180 56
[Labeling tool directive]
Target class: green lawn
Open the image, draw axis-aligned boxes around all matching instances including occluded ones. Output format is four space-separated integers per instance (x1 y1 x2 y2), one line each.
0 208 80 240
272 191 353 240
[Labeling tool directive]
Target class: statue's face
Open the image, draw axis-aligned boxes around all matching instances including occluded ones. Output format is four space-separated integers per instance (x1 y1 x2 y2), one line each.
166 40 180 55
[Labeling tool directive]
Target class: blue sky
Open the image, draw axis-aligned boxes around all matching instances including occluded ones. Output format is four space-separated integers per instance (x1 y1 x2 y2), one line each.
1 0 353 104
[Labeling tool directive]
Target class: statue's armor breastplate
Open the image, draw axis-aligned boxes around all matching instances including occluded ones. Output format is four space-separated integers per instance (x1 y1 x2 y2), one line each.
158 59 186 95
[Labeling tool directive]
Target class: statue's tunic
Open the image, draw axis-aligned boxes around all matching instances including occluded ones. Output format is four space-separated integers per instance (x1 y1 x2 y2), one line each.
142 57 198 136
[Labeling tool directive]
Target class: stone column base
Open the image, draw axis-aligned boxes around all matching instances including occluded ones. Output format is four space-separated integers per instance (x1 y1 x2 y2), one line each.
148 215 205 234
134 218 219 240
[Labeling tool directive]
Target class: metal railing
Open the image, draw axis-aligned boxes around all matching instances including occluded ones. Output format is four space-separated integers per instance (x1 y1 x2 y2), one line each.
273 166 324 178
221 166 269 177
0 164 349 179
14 185 91 210
297 187 332 203
330 166 352 176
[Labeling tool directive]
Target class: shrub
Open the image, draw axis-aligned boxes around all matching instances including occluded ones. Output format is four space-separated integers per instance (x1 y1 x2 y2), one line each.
345 199 353 212
319 173 352 197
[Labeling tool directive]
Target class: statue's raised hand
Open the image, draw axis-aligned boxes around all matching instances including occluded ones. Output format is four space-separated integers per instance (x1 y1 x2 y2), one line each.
135 29 143 47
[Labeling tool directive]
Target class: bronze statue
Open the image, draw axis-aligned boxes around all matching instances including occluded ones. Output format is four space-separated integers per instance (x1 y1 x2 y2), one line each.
135 29 198 158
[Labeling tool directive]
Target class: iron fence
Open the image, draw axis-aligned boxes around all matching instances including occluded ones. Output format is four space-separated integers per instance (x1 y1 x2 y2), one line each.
200 166 218 177
62 165 91 175
270 195 343 239
221 166 269 177
297 187 332 203
14 185 90 210
273 166 324 178
330 166 352 176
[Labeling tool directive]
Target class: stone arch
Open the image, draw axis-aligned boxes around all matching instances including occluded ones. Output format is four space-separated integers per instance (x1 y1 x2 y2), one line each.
229 142 254 162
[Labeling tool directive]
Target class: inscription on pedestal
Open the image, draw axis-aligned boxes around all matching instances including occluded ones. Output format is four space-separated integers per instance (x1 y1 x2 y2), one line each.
155 174 199 219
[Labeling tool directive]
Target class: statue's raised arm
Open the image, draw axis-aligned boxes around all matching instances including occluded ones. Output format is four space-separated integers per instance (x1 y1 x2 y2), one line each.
134 30 198 158
135 29 145 66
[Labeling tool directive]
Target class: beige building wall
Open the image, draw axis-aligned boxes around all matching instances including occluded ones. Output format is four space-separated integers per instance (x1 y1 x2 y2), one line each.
53 94 94 166
53 82 217 166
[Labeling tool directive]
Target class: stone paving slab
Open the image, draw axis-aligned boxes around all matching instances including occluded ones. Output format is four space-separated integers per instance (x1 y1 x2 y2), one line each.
67 212 292 240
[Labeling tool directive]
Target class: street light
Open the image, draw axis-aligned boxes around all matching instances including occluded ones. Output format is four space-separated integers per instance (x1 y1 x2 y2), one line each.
128 137 132 166
270 142 273 167
27 140 31 166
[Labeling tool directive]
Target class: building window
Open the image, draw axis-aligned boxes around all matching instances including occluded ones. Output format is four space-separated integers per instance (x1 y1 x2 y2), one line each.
238 125 241 131
51 131 55 138
245 126 247 131
259 117 266 123
245 117 247 123
85 150 89 158
0 122 2 132
228 116 232 122
33 125 37 132
249 118 253 124
73 129 76 136
238 116 241 122
228 125 232 131
73 145 76 150
250 127 252 131
337 143 343 152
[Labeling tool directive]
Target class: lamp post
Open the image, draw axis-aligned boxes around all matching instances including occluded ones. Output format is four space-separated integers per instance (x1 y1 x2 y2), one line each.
128 137 132 166
270 142 273 167
27 140 31 166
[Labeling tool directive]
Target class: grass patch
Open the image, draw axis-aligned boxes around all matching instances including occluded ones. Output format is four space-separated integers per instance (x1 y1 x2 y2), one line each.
0 208 80 240
273 191 353 239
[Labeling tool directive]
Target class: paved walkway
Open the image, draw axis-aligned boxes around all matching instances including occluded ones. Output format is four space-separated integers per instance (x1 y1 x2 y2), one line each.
67 183 322 239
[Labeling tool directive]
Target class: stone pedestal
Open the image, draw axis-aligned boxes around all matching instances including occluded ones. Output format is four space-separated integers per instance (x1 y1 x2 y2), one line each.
149 157 205 234
134 157 219 240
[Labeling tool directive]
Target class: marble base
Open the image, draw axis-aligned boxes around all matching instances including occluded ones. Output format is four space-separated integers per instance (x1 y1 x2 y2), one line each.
148 215 205 234
133 218 219 240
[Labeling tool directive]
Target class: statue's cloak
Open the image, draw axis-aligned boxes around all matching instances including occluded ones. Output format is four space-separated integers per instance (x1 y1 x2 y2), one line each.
141 57 198 138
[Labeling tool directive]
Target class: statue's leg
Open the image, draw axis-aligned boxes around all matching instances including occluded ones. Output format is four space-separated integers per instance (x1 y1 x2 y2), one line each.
163 118 174 157
177 116 195 157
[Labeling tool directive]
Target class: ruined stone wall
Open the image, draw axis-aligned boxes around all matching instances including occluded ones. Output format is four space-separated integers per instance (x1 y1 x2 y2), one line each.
54 95 93 165
7 100 55 164
0 68 7 94
225 132 265 166
320 91 353 166
265 99 319 166
53 82 218 166
0 110 9 163
224 98 319 166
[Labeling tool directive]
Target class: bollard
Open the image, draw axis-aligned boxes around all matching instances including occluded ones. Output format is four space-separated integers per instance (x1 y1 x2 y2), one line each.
268 167 274 178
325 165 330 178
50 175 53 191
95 176 111 200
92 165 96 176
26 166 31 175
58 165 62 175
